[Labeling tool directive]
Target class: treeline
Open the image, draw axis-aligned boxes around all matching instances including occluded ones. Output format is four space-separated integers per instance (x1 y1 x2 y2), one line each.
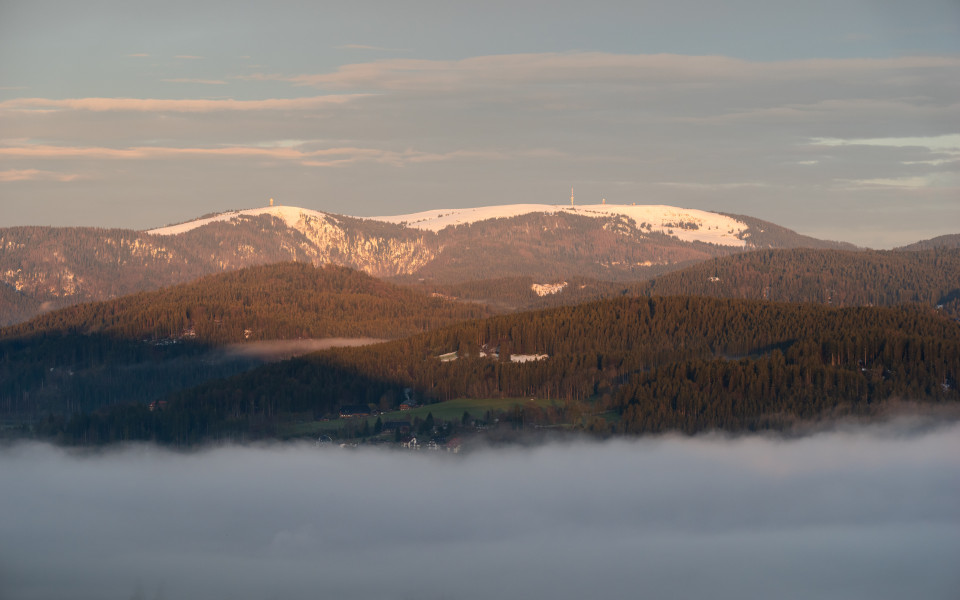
896 233 960 252
47 295 959 445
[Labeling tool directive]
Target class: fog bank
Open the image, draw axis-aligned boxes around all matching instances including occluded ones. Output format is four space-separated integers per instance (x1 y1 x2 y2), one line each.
2 422 958 600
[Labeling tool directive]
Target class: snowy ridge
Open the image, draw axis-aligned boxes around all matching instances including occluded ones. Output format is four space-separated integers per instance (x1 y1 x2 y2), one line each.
370 204 750 247
145 203 750 248
145 206 330 236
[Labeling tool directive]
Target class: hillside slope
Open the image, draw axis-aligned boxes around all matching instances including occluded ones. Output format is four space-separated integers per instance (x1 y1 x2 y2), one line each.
4 262 491 344
0 263 491 420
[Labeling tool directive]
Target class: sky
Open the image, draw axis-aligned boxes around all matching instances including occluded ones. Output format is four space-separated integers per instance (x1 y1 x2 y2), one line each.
2 420 958 600
1 0 958 248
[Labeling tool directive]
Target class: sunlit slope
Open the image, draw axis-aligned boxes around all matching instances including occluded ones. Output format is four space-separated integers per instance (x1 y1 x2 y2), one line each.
2 262 491 344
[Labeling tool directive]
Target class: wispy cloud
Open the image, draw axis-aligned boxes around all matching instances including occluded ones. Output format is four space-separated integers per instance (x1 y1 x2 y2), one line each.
336 44 410 52
839 175 960 190
0 169 86 182
656 181 772 190
811 134 960 153
0 94 372 113
273 52 960 90
0 143 506 167
174 55 202 60
161 78 228 85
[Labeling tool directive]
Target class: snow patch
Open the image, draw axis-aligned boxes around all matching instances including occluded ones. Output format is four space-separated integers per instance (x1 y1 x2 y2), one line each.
531 282 568 296
510 354 548 363
145 206 329 236
437 351 458 362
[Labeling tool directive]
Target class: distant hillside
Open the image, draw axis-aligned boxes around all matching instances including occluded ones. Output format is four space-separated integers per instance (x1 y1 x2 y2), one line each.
643 247 960 316
406 246 960 314
896 234 960 251
1 203 856 324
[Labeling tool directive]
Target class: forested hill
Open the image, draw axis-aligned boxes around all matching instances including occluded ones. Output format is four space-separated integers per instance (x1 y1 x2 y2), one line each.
2 262 492 344
55 295 960 445
643 247 960 315
896 233 960 251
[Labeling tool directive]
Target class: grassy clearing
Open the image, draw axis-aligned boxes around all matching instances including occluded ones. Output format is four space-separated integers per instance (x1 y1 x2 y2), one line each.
381 397 561 422
286 396 566 437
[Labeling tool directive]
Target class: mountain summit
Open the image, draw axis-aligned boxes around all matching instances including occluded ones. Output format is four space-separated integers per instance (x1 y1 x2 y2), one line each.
150 203 754 247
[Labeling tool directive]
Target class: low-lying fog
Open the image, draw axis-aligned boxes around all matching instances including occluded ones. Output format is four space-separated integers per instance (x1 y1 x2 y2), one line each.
219 337 389 361
2 421 958 600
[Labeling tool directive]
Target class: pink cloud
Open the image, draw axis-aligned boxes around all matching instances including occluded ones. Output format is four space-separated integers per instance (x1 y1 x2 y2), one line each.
161 78 228 85
0 144 508 167
336 44 409 52
0 94 372 113
0 169 86 182
274 52 960 91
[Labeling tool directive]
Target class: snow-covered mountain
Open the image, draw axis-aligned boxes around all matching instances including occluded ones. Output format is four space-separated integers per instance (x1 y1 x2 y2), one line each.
151 203 753 247
370 203 751 247
1 202 851 325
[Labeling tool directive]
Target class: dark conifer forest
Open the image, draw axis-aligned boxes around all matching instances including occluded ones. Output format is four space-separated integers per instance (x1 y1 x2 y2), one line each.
34 295 960 445
0 263 490 421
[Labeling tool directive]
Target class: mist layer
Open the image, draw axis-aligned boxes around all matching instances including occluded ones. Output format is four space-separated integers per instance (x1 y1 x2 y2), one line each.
2 422 958 600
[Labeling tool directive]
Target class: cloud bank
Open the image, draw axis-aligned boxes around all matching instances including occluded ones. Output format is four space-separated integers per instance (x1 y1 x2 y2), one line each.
1 421 958 600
